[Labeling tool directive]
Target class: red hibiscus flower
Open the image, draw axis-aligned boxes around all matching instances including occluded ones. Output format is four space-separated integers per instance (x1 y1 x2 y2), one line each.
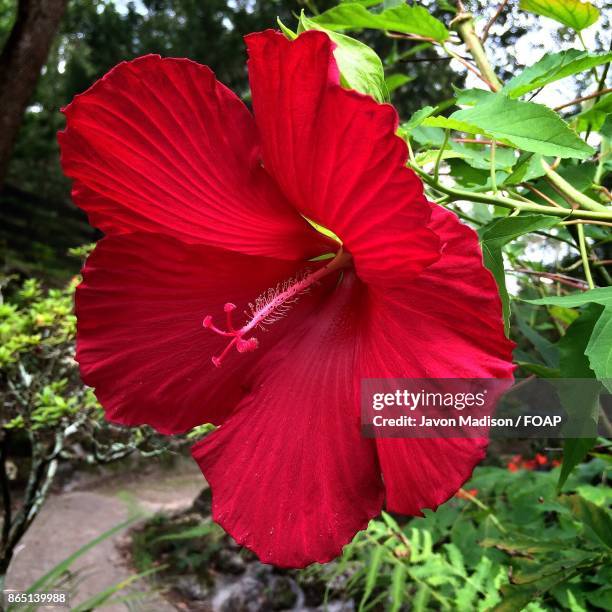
58 30 514 568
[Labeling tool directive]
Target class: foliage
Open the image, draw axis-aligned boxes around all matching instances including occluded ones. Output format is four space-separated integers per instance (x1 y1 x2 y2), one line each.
300 460 612 611
131 462 611 611
0 0 610 606
292 0 612 487
0 274 170 578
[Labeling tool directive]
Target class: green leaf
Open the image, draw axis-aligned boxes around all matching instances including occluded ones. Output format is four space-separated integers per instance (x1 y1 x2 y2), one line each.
385 73 413 93
481 535 573 554
454 87 495 106
299 13 388 102
516 314 559 368
504 49 612 98
587 306 612 390
511 551 595 584
560 494 612 548
422 115 485 135
574 93 612 134
556 304 602 489
410 125 446 147
359 545 385 611
451 95 595 159
558 303 603 377
519 0 599 31
526 287 612 308
560 438 597 490
504 153 546 186
312 2 450 42
390 563 406 612
450 141 517 171
401 105 436 133
479 215 561 333
528 291 612 391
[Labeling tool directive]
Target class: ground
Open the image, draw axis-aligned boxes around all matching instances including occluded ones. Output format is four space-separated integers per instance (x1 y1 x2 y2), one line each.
6 455 203 611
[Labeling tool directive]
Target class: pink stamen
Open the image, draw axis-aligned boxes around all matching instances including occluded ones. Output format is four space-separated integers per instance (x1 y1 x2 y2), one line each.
202 250 351 367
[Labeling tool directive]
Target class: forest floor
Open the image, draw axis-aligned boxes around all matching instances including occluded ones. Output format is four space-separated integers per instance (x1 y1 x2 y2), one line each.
5 454 203 611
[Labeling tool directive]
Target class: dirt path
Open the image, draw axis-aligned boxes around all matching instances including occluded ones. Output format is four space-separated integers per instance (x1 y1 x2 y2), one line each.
6 456 204 611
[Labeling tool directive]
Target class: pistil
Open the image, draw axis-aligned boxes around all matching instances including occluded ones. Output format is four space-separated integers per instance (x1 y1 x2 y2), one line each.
202 249 352 367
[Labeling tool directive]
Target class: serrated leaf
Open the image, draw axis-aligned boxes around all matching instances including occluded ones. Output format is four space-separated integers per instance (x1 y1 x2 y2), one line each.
479 215 561 333
520 0 599 31
504 49 612 98
454 87 495 106
560 494 612 548
299 13 388 102
312 2 449 42
451 95 595 159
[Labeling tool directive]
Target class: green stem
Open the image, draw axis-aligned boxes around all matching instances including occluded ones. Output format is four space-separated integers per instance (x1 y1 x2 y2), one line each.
490 141 497 193
434 129 450 183
450 13 502 91
577 224 595 289
409 162 612 221
541 160 609 213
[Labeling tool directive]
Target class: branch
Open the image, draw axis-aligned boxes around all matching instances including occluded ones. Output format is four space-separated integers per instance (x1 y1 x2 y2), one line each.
541 159 610 213
508 269 588 290
450 12 503 91
481 0 510 43
409 161 612 221
554 87 612 111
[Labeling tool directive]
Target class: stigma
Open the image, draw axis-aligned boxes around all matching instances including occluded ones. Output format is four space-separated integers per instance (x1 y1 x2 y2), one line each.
202 249 352 367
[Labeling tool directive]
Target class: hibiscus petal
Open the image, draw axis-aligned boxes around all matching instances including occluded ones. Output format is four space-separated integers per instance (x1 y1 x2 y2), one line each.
76 232 331 435
59 54 331 260
358 205 514 514
246 30 440 286
192 272 384 568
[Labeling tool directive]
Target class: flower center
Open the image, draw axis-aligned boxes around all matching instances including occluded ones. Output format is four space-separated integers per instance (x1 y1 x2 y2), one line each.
202 249 352 367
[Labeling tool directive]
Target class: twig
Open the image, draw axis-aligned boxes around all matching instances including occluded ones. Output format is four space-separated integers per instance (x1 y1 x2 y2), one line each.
400 56 453 63
577 224 595 289
481 0 510 43
554 87 612 111
563 219 612 228
509 268 588 290
523 183 565 209
453 137 509 147
443 42 497 89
